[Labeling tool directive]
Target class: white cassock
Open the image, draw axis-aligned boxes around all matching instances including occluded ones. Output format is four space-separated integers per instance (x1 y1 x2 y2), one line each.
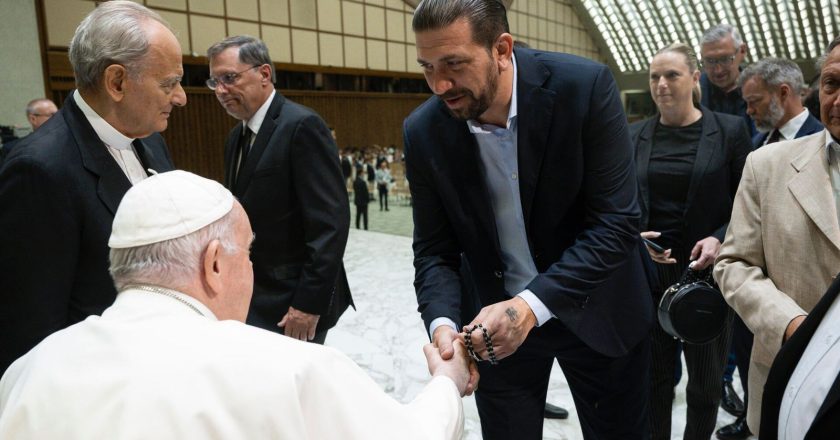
0 288 463 439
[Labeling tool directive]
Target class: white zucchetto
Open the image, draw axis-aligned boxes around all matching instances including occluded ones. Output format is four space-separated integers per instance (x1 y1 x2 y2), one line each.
109 170 234 248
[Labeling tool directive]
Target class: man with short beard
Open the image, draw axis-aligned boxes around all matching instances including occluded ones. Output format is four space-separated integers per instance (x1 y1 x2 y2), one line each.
700 24 756 137
403 0 653 438
740 58 824 148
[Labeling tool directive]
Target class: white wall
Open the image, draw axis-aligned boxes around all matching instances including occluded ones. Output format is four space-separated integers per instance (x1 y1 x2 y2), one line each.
0 0 47 135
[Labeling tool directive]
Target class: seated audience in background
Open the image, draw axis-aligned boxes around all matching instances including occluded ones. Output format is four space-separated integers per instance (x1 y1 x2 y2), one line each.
714 35 840 434
630 42 751 440
0 0 180 375
0 98 57 163
0 170 473 440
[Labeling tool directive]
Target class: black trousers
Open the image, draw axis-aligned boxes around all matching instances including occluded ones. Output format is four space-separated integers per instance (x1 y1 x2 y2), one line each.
474 319 651 439
378 185 388 210
731 314 753 401
355 203 368 230
649 252 733 440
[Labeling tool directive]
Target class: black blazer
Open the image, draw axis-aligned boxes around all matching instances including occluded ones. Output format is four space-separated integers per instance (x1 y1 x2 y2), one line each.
760 274 840 439
404 48 653 358
630 107 753 247
752 112 824 147
224 92 352 334
0 94 174 373
353 177 370 206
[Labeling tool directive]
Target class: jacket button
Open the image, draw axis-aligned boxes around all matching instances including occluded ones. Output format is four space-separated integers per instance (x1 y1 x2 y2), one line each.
494 270 503 279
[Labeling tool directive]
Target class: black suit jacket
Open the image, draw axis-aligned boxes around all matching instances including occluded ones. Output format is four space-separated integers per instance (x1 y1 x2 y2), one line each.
760 274 840 439
0 94 174 374
752 112 824 147
404 48 652 358
630 107 753 247
224 92 352 334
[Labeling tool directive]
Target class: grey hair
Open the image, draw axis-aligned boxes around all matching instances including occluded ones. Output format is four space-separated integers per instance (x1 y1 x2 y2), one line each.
737 58 805 94
702 23 744 47
816 35 840 72
69 1 172 92
25 98 54 115
654 42 702 105
109 209 240 292
207 35 276 83
412 0 510 50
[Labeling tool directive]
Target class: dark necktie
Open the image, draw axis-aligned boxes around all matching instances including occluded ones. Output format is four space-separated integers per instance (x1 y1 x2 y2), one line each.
235 126 252 184
766 129 782 145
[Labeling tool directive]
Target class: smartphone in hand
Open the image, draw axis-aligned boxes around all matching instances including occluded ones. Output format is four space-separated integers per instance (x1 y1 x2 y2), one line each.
642 237 666 253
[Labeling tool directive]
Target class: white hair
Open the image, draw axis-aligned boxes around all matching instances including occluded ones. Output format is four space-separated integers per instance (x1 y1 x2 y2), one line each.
109 210 239 292
68 1 172 92
702 23 744 47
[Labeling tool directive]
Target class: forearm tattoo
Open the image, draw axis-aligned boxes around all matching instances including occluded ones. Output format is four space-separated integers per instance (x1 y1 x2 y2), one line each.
505 307 518 322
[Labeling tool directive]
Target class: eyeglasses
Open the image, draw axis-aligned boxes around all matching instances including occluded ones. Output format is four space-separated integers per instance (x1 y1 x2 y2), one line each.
206 65 260 90
701 53 738 69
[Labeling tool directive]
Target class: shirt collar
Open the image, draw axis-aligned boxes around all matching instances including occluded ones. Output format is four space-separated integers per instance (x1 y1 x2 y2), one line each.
245 89 276 135
73 90 135 150
825 129 840 163
467 53 518 134
778 109 811 141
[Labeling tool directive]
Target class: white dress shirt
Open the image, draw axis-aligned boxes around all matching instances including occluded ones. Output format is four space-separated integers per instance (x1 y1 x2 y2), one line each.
73 90 148 184
778 285 840 439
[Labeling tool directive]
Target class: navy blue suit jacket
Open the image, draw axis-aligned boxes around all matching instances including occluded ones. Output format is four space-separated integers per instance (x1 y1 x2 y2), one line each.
403 49 653 358
0 94 174 374
752 112 824 148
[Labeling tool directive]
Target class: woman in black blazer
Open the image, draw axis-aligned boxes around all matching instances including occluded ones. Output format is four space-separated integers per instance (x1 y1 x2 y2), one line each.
629 42 752 440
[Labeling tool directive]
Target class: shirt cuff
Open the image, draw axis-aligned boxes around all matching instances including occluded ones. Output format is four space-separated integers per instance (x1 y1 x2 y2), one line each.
429 317 459 337
518 289 554 326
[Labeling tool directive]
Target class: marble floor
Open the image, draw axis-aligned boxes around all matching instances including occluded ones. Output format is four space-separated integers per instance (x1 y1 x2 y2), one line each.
326 227 753 439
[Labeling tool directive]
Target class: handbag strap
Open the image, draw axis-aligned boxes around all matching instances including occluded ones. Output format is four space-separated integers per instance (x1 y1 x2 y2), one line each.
678 265 714 286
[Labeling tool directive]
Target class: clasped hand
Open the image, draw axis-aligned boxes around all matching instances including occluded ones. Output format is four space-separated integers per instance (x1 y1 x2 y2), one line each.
462 296 536 362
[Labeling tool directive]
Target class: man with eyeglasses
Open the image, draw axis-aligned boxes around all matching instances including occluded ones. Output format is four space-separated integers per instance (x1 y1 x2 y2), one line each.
700 24 756 137
206 35 352 345
0 99 58 163
0 1 180 375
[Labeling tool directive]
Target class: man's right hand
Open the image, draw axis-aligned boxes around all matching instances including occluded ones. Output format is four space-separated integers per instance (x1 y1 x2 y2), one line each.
431 325 479 395
424 340 479 397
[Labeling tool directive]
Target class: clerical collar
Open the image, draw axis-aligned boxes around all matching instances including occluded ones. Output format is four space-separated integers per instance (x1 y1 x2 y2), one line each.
122 285 217 319
244 89 276 136
73 90 135 150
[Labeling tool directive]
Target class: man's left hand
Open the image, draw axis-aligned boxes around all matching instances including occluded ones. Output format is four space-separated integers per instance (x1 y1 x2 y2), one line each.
462 297 536 362
278 306 320 341
689 236 722 270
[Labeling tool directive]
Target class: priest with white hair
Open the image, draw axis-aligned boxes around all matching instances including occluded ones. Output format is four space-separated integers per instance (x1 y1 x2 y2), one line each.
0 170 472 439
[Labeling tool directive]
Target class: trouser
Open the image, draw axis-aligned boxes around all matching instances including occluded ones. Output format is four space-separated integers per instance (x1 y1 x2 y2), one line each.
474 320 651 439
731 314 754 401
355 203 368 230
649 250 733 440
378 186 388 210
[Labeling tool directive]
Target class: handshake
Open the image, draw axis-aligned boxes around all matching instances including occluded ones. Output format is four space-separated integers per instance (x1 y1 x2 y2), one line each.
423 335 479 397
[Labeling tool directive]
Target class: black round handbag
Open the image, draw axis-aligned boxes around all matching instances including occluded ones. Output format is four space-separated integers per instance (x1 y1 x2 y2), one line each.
658 267 729 344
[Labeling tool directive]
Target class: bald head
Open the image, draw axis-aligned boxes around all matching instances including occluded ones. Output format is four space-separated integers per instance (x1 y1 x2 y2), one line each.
26 99 57 131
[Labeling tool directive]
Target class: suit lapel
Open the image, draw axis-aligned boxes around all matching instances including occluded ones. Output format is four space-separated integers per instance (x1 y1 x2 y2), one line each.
634 118 657 228
788 136 840 251
233 93 285 195
132 137 167 174
797 114 824 138
514 49 555 229
63 94 131 216
433 101 502 256
683 108 718 218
